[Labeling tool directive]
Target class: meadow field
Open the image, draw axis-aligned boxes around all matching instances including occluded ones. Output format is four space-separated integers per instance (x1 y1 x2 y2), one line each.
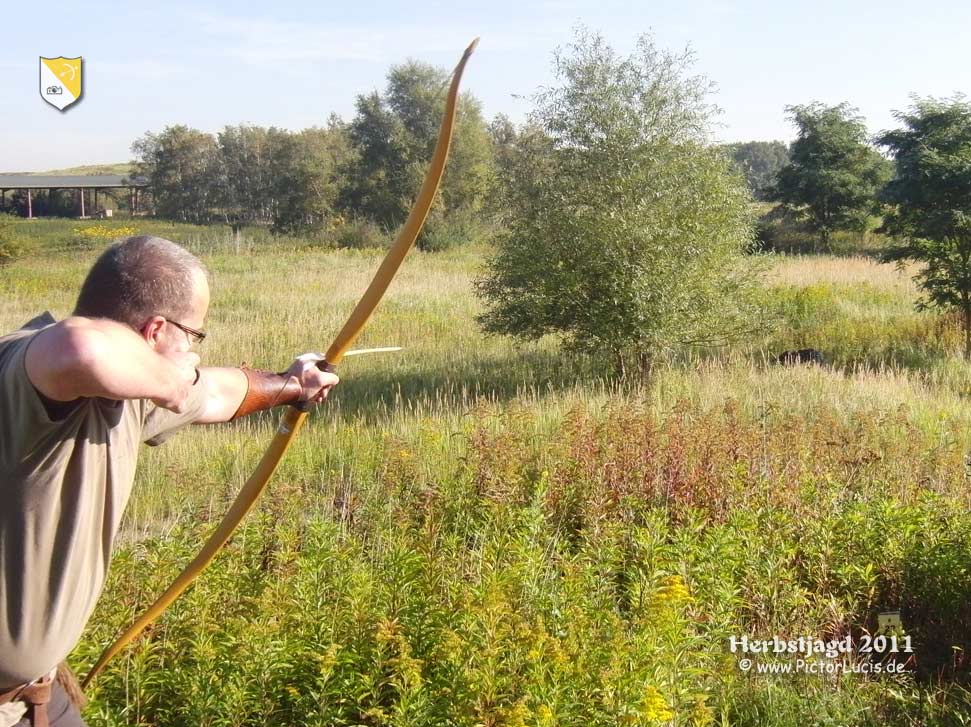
4 219 971 725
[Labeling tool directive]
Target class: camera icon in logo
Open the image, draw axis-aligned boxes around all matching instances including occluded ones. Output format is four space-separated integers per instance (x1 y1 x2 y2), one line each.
40 57 82 110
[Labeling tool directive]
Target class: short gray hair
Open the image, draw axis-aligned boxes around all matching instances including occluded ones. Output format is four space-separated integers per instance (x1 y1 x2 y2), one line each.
73 236 207 329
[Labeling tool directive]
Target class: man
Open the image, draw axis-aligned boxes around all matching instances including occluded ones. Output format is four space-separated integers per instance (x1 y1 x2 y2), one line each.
0 236 339 726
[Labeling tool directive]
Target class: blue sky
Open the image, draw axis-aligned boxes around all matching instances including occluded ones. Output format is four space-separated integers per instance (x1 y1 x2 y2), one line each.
1 0 969 171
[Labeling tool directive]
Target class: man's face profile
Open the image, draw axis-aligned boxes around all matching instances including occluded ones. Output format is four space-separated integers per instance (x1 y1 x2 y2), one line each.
143 267 210 357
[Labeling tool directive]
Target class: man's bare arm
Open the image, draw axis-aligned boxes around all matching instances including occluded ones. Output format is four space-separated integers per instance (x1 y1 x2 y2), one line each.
194 356 339 424
24 317 198 412
194 367 247 424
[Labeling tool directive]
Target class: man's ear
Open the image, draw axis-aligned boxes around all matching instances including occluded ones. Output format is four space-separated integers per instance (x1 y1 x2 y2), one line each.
141 316 167 348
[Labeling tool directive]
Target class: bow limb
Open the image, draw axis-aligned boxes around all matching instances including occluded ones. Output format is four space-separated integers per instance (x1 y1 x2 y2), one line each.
83 37 479 688
324 37 478 366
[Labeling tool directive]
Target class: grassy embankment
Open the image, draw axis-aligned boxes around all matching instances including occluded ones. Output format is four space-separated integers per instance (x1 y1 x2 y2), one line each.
4 218 971 725
27 163 134 176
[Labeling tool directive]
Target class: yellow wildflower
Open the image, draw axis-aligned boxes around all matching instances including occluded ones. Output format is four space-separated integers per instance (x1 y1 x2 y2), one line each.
73 225 138 242
642 686 675 723
648 575 693 612
375 617 399 646
317 642 340 674
504 700 529 727
690 693 714 727
537 704 555 727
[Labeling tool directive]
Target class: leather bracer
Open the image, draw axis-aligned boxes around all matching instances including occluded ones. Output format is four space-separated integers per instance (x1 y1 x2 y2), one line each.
231 367 303 420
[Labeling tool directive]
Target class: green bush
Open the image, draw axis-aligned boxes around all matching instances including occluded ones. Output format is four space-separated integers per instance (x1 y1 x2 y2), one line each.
0 214 28 265
477 31 761 375
756 205 888 256
755 205 816 253
418 208 492 252
335 217 391 250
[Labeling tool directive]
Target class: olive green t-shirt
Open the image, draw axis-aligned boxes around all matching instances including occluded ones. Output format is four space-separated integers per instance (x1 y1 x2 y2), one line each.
0 314 206 688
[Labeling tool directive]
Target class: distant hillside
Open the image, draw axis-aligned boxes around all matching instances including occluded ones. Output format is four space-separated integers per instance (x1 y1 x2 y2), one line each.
33 163 133 176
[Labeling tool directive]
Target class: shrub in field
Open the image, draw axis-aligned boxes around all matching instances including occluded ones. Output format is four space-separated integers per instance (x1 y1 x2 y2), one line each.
335 217 391 249
754 206 886 256
754 204 816 253
0 214 28 264
418 207 491 252
477 29 761 377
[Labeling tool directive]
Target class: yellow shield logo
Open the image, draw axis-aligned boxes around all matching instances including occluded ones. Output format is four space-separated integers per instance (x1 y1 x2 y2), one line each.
40 56 83 111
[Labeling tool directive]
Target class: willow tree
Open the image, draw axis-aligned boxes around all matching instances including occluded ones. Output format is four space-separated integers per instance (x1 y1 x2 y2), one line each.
476 30 760 376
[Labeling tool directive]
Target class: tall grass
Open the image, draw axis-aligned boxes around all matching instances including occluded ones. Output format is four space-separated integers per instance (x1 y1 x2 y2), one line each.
4 219 971 725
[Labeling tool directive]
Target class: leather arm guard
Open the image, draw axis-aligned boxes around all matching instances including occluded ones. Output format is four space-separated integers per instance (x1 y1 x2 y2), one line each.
230 367 303 420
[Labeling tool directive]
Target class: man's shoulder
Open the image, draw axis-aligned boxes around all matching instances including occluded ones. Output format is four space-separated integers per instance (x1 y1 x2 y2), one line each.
0 313 55 368
2 312 56 336
0 312 57 347
0 314 139 424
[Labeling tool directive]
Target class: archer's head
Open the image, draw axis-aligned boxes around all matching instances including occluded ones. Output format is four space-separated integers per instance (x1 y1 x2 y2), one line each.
73 235 210 355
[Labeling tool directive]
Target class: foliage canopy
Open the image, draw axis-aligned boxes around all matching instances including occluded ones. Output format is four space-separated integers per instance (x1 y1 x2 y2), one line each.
879 96 971 358
771 103 891 250
476 30 759 374
722 140 789 201
338 61 494 248
131 122 350 232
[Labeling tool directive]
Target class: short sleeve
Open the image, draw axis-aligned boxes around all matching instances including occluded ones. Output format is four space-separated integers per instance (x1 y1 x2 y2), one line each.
0 331 55 468
141 381 208 446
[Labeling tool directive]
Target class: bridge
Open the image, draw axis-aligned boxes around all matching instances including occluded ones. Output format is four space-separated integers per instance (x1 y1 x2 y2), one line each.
0 174 149 218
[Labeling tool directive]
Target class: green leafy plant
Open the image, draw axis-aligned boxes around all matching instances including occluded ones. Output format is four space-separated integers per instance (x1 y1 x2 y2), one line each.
477 29 761 377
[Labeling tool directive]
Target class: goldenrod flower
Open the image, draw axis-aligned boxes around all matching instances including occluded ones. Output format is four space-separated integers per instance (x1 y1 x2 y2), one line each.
537 704 555 726
648 575 693 612
74 225 138 241
642 686 675 723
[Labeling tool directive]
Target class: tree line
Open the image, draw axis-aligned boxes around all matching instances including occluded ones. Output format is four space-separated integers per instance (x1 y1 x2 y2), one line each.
6 29 971 366
128 61 499 249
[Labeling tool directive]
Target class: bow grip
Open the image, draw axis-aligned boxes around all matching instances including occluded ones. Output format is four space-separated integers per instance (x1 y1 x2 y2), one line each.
293 359 337 412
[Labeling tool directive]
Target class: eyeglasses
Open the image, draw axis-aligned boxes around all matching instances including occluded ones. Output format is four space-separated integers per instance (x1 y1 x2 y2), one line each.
166 318 207 345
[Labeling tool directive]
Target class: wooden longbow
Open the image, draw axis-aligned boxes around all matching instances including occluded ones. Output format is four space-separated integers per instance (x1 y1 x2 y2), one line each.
83 38 479 687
